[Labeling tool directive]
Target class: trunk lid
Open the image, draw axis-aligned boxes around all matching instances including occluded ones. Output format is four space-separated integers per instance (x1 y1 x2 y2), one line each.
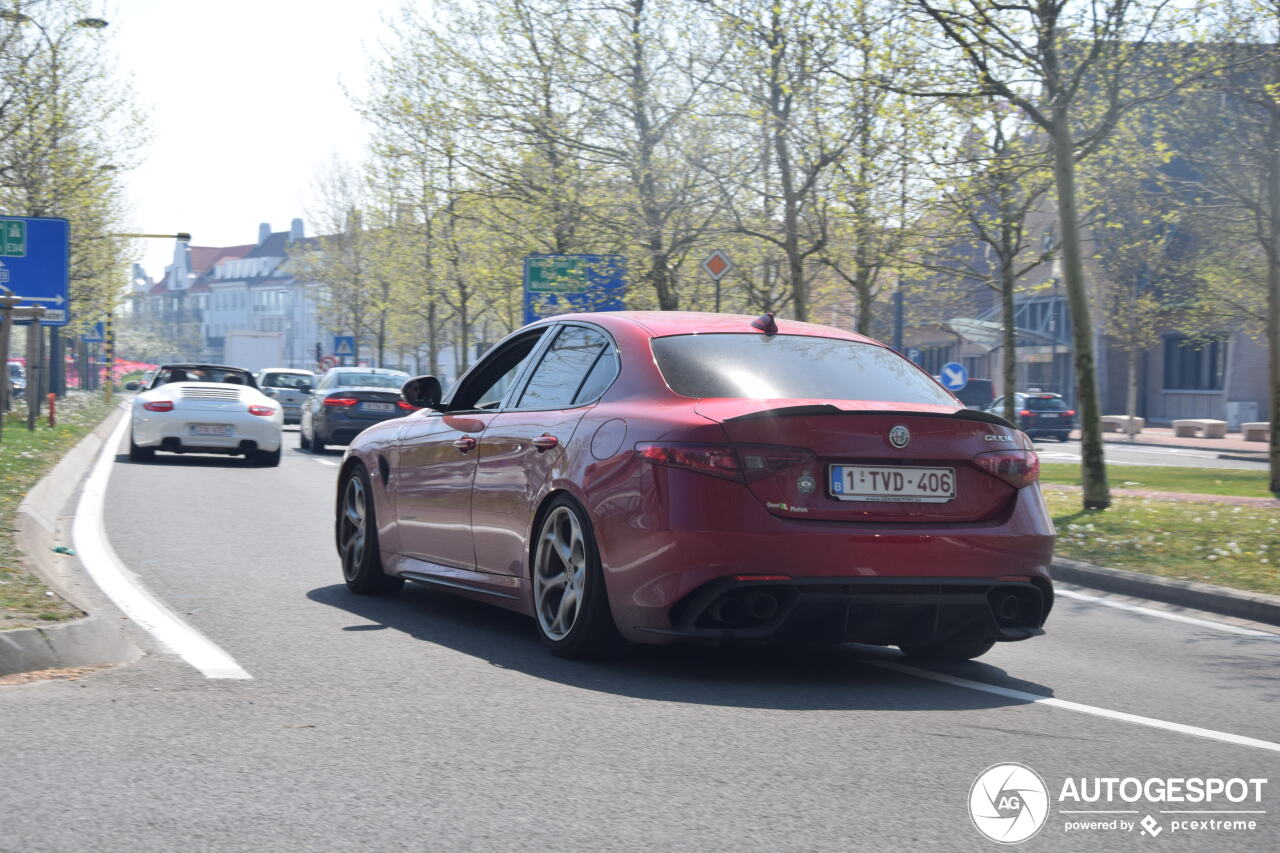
695 399 1025 524
176 383 246 412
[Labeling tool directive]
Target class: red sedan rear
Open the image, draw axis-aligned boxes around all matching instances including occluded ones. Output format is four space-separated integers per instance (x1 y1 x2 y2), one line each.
336 312 1055 660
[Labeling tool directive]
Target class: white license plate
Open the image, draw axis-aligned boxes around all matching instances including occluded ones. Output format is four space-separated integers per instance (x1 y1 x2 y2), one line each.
360 402 395 413
1038 413 1059 419
190 424 233 436
829 465 956 503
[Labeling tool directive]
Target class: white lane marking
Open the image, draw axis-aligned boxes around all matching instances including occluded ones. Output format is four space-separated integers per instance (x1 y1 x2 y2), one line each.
313 459 338 467
1055 588 1280 640
71 410 252 680
872 660 1280 754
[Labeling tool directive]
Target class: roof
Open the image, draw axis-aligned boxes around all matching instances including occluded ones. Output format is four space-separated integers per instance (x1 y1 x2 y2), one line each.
189 244 253 275
327 366 409 374
156 363 252 372
246 231 289 258
538 311 880 345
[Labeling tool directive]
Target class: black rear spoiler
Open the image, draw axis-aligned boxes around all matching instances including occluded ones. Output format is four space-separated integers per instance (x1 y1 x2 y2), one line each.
724 404 1016 429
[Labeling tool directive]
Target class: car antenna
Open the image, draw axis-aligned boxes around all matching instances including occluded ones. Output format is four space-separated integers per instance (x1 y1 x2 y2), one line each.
751 312 778 335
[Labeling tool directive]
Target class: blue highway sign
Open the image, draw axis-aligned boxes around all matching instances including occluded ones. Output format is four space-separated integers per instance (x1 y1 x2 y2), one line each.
523 254 626 324
0 216 70 326
333 336 356 358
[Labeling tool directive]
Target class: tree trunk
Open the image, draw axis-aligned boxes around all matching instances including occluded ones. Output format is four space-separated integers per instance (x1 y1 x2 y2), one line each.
1001 251 1017 424
1267 102 1280 495
1126 349 1139 442
1051 116 1110 509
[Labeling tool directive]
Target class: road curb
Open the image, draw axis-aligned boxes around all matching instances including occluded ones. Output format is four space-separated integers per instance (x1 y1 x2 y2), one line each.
1052 557 1280 628
1 405 141 677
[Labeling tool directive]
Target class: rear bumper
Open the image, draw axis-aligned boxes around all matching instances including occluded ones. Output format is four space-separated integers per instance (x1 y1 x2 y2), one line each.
640 576 1049 646
132 412 283 452
317 410 403 445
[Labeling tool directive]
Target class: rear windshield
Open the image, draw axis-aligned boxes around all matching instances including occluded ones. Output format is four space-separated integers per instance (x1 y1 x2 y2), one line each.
262 372 313 389
1025 396 1068 411
651 334 957 405
334 372 407 388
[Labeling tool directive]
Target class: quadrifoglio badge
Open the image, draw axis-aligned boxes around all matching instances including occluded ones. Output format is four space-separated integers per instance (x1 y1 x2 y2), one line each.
969 764 1269 843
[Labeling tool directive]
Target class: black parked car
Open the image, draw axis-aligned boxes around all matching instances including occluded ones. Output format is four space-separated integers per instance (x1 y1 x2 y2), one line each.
988 392 1075 441
300 367 413 453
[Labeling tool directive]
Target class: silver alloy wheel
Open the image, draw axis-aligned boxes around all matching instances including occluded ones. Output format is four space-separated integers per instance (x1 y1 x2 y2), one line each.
340 474 367 581
533 505 587 641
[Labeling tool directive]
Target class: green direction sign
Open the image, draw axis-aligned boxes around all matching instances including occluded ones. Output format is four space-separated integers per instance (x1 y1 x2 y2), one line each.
526 255 594 293
1 219 25 257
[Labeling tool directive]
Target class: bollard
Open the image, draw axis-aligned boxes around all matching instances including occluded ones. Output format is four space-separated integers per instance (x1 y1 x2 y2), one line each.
47 392 56 427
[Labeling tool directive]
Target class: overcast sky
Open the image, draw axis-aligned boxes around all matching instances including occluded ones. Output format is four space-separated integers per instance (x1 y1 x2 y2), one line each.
109 0 403 277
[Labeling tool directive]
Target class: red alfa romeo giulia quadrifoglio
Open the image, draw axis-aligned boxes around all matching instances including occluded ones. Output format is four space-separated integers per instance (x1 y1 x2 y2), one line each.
335 312 1054 660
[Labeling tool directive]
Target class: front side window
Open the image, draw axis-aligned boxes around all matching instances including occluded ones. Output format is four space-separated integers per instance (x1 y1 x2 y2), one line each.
516 326 615 410
452 330 547 410
651 334 956 405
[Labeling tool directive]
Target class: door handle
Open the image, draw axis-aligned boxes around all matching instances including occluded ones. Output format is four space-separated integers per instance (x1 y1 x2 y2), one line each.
452 435 477 452
532 434 558 451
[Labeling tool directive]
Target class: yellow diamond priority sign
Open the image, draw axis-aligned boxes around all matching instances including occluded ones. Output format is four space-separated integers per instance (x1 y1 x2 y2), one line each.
702 250 733 281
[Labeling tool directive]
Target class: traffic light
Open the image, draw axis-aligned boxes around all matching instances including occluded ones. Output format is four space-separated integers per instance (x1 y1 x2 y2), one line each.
314 342 322 361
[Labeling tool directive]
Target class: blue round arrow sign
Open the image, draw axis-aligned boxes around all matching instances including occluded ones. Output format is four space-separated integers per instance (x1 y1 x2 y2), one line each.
939 361 968 391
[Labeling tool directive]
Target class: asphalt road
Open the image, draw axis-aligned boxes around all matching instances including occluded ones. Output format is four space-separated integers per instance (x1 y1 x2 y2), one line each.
1035 437 1267 470
1 426 1278 852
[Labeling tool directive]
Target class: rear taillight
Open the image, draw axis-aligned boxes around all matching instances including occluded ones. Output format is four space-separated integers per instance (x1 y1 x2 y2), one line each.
397 400 418 411
974 449 1040 488
1066 410 1076 416
1019 409 1032 417
142 400 173 412
324 397 358 407
634 442 809 483
248 405 276 417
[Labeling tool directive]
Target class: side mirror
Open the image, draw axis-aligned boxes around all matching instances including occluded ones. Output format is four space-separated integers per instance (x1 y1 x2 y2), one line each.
299 383 313 394
401 375 445 410
124 380 140 391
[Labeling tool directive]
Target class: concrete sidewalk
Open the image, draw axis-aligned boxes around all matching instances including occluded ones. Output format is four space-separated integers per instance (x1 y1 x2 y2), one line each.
1067 426 1269 458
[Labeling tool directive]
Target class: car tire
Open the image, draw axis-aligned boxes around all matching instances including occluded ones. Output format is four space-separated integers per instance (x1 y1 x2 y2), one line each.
253 446 282 467
899 627 995 662
1057 432 1071 442
311 431 327 454
531 495 624 659
299 428 311 450
338 464 403 596
128 429 154 462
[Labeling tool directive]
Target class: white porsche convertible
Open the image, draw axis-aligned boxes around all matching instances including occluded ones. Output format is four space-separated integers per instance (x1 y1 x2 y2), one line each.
127 364 284 466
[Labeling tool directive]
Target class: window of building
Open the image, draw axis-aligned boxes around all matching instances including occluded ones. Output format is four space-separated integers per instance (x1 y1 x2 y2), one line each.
1163 335 1227 391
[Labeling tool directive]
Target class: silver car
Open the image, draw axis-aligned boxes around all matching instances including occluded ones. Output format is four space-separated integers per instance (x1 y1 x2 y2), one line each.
256 368 316 424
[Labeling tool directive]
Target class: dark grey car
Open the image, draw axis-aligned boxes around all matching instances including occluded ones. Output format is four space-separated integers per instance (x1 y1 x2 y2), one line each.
257 368 316 424
300 367 412 453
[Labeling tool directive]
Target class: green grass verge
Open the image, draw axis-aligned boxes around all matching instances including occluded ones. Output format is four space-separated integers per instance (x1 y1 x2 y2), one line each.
1040 463 1273 498
0 393 114 629
1047 491 1280 596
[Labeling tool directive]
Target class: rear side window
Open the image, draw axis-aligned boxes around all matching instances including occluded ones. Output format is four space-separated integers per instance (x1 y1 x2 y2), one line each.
651 334 956 405
517 325 614 410
1025 396 1068 411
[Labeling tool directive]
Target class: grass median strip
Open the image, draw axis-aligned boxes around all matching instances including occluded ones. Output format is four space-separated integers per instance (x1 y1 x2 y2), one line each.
1 394 114 630
1040 463 1272 498
1046 492 1280 596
